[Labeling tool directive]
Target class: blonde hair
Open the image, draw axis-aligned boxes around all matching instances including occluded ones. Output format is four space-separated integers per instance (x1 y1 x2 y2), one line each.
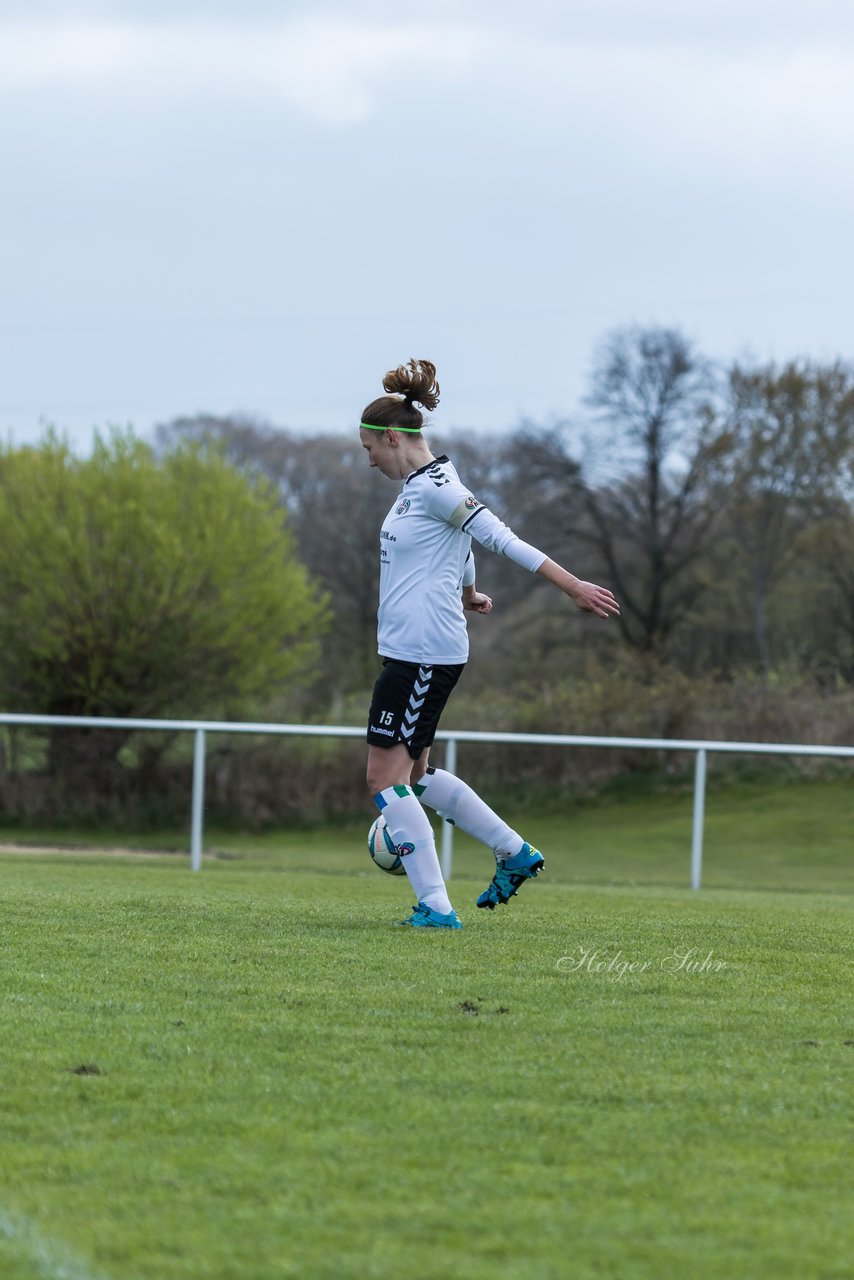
361 359 440 431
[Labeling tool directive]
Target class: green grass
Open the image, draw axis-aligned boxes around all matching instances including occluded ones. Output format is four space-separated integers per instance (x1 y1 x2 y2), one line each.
1 779 852 1278
3 774 851 893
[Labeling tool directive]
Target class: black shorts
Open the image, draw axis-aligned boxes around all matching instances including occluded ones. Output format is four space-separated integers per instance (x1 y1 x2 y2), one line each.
367 659 465 759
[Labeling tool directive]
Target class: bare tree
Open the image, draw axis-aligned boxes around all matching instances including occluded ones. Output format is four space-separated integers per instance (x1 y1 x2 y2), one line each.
572 326 730 653
721 360 854 669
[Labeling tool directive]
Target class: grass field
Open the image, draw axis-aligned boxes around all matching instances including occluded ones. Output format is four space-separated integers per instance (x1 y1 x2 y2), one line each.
1 779 852 1279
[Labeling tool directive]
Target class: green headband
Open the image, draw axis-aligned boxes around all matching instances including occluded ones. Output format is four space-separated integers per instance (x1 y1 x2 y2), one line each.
360 422 423 433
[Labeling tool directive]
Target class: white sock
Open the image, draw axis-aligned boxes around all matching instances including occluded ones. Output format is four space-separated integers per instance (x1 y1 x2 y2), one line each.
415 769 525 862
374 785 454 915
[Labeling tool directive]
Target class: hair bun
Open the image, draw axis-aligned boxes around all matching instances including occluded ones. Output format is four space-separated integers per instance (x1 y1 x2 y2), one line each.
382 359 440 413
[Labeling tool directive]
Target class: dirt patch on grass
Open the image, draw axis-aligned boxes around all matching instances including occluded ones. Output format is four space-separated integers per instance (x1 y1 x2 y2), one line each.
0 840 186 858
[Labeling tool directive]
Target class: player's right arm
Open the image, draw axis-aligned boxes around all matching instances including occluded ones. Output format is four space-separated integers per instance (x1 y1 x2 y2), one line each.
462 584 493 613
460 550 492 613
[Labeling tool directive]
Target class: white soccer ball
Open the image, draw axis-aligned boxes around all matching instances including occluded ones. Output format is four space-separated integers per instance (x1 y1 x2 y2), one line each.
368 815 405 876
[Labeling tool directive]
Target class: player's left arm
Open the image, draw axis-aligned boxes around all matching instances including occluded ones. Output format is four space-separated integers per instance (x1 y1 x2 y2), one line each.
462 506 620 619
437 483 618 619
536 558 619 619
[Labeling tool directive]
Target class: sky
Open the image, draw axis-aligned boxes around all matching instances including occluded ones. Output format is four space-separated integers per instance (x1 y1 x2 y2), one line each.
2 0 853 451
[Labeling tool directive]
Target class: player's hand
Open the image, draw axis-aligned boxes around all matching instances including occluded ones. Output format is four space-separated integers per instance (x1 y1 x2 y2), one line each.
570 580 620 619
463 591 493 614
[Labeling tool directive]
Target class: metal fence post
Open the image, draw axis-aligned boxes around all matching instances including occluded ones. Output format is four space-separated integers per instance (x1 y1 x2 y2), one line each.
191 728 206 871
440 736 457 880
691 748 707 890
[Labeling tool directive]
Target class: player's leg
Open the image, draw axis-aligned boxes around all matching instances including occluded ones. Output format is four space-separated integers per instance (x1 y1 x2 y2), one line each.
415 766 545 910
408 747 431 790
414 765 526 858
366 661 462 926
367 741 420 793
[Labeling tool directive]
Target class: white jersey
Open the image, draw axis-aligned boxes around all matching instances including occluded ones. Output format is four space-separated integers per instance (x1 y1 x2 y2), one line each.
376 455 546 665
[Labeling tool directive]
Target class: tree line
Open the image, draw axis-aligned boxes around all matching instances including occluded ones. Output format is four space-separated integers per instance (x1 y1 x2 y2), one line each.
157 325 854 693
1 325 852 826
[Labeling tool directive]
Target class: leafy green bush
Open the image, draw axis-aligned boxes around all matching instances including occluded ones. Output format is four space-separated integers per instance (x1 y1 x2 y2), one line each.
0 430 328 720
0 431 329 820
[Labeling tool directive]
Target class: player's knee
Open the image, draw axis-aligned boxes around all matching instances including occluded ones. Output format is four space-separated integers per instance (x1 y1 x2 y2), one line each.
366 757 400 795
367 744 418 796
409 758 429 788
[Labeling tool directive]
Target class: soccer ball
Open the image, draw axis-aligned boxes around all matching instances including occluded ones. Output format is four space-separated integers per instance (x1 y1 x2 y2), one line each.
368 815 405 876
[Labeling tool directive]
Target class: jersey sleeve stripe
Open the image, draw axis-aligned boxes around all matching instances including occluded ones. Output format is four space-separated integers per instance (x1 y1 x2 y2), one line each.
461 505 487 532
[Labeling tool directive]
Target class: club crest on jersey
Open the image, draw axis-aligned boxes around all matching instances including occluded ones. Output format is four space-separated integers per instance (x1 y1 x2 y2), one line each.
395 498 411 515
465 495 479 509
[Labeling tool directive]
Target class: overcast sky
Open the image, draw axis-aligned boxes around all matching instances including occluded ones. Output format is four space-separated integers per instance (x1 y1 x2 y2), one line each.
2 0 853 451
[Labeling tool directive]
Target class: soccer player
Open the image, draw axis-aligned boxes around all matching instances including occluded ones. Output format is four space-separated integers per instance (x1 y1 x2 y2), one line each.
361 359 619 929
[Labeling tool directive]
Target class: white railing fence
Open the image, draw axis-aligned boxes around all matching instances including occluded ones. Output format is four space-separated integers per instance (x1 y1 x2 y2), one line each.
0 713 852 888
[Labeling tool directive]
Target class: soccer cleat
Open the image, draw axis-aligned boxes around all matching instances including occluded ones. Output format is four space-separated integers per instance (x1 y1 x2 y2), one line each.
398 902 463 929
476 842 545 910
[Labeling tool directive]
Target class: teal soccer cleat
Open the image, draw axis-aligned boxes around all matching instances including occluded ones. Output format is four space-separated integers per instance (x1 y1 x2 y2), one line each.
476 843 545 910
398 902 463 929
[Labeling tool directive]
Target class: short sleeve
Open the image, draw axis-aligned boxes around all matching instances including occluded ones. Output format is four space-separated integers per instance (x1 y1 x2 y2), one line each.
419 460 485 528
